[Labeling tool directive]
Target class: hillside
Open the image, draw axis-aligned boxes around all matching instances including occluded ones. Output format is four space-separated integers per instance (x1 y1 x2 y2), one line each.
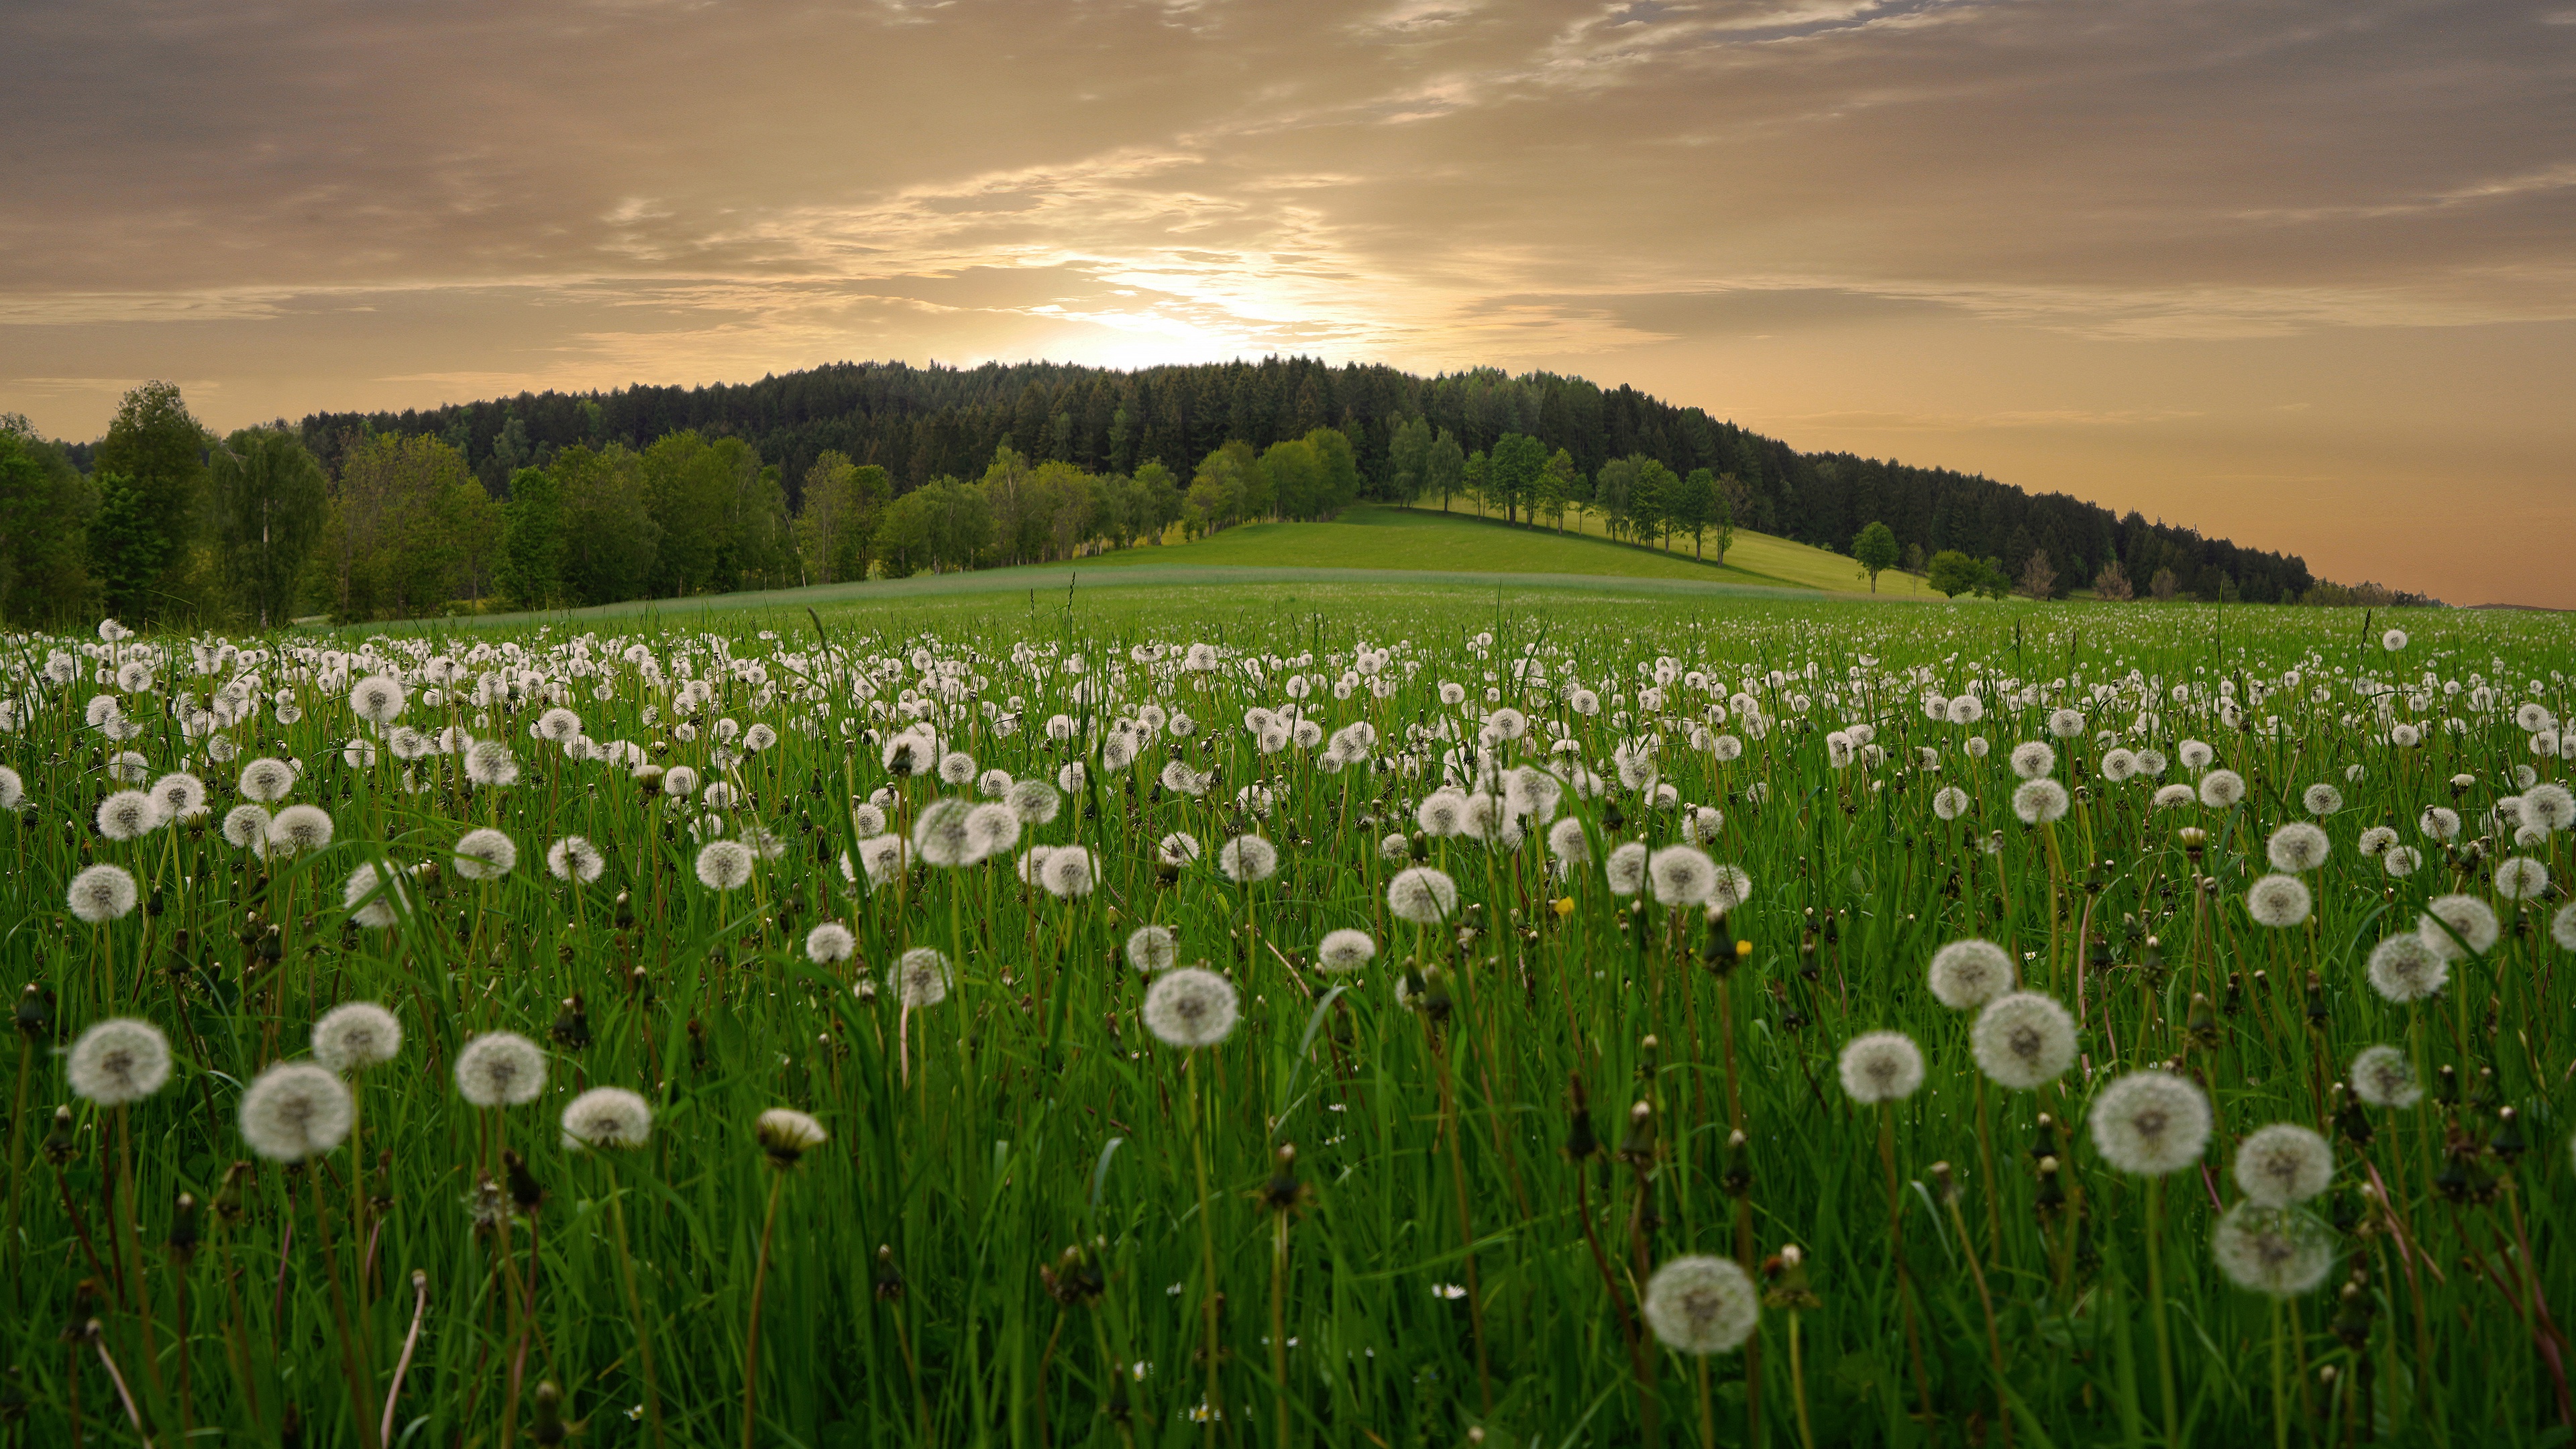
1087 505 1939 596
301 357 2318 604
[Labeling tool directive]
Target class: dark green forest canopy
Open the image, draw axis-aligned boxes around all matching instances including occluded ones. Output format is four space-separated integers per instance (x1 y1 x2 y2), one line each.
301 358 2320 603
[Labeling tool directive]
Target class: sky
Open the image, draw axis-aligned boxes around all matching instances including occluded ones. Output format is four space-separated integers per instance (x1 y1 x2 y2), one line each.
3 0 2569 606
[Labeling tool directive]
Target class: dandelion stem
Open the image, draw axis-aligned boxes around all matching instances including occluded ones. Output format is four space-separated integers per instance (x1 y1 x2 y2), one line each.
2145 1175 2180 1449
742 1167 788 1449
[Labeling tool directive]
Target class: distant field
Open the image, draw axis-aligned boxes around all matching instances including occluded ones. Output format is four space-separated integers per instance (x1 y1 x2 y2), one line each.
1373 503 1945 597
1081 504 1819 588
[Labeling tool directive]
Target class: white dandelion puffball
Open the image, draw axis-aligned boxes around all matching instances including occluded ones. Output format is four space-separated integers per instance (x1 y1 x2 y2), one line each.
1605 841 1650 896
2178 739 2214 771
561 1086 654 1150
2366 933 2447 1002
2417 894 2498 959
1007 779 1061 824
2213 1203 2335 1298
223 803 272 851
2348 1045 2422 1109
2357 826 2396 857
239 1062 355 1162
2234 1123 2334 1208
66 863 140 924
2556 902 2576 953
2381 628 2407 652
1546 816 1591 865
342 861 410 928
1647 845 1716 907
1126 924 1178 973
2303 784 2344 817
2494 857 2549 902
2418 806 2460 841
2198 769 2247 808
2151 784 2196 812
2090 1071 2212 1176
350 674 407 724
757 1108 829 1162
1837 1031 1925 1104
1387 866 1458 925
68 1018 172 1105
1040 847 1098 898
1706 865 1755 914
1316 928 1376 973
1931 786 1971 821
890 947 951 1008
268 804 335 856
1642 1256 1759 1355
965 801 1022 859
1972 993 2078 1090
0 765 20 809
1927 938 2016 1010
2007 741 2057 782
547 836 604 883
451 828 517 881
695 839 755 892
2245 874 2312 929
465 740 520 788
312 1002 403 1073
912 799 977 867
1158 832 1203 867
238 757 296 804
454 1032 547 1108
2267 822 2330 873
2100 749 2137 783
805 922 857 965
1142 967 1240 1049
95 789 166 841
2012 779 2070 825
661 765 701 798
2381 846 2422 878
1218 834 1279 883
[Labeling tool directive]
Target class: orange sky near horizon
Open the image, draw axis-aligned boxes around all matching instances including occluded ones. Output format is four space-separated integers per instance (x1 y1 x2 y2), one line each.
3 0 2569 605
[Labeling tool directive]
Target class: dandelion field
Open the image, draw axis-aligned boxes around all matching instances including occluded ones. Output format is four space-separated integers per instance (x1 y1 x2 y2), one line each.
7 591 2576 1449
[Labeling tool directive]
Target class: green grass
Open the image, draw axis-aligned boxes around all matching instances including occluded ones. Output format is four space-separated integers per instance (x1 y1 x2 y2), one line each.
1371 503 1945 598
11 597 2576 1448
1081 505 1818 589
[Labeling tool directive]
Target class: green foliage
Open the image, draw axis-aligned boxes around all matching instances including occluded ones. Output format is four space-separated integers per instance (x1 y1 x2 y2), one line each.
91 380 208 621
1927 548 1983 598
1853 520 1900 592
498 465 568 610
0 419 96 625
318 433 502 621
207 427 329 627
793 452 889 585
553 444 660 607
1485 431 1548 525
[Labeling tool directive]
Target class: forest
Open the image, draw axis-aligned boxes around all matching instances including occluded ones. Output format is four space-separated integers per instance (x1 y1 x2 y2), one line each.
1 360 2424 627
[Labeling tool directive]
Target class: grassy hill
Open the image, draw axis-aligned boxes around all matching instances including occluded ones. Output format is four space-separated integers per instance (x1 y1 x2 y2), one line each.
1085 504 1936 596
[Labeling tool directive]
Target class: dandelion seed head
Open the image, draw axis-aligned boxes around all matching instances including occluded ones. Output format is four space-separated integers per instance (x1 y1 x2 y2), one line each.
1605 841 1649 896
94 789 166 842
547 835 604 883
2266 822 2330 873
239 1062 355 1161
2348 1045 2422 1109
1972 993 2078 1090
149 772 209 821
2233 1123 2334 1207
2012 779 2070 824
67 1018 172 1105
2212 1203 2335 1298
1926 938 2016 1010
1142 967 1240 1049
890 948 951 1008
755 1108 828 1165
312 1002 402 1072
1647 845 1716 907
66 863 140 924
268 804 335 856
1126 924 1178 973
561 1087 653 1150
237 757 295 804
2245 873 2312 928
452 828 517 880
805 922 857 965
2090 1070 2212 1176
342 861 411 928
2494 857 2549 902
1836 1031 1925 1104
2418 894 2498 959
1641 1256 1759 1355
2198 769 2247 808
454 1031 547 1107
694 839 755 892
1217 835 1278 883
1316 928 1376 973
2008 741 2057 782
2367 932 2448 1002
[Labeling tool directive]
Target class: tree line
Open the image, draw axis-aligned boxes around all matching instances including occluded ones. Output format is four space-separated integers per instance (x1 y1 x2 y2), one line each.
302 358 2347 604
2 364 2432 627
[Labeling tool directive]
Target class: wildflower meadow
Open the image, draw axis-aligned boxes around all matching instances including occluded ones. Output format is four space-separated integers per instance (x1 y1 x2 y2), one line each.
5 589 2575 1448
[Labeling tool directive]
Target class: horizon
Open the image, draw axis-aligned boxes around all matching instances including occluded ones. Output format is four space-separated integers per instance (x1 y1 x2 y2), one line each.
3 1 2568 606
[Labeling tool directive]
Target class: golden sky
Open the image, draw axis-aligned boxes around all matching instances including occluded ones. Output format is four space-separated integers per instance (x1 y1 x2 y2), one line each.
4 0 2570 604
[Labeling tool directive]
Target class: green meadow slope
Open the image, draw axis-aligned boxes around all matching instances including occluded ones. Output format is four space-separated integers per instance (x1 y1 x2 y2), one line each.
1085 504 1933 595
